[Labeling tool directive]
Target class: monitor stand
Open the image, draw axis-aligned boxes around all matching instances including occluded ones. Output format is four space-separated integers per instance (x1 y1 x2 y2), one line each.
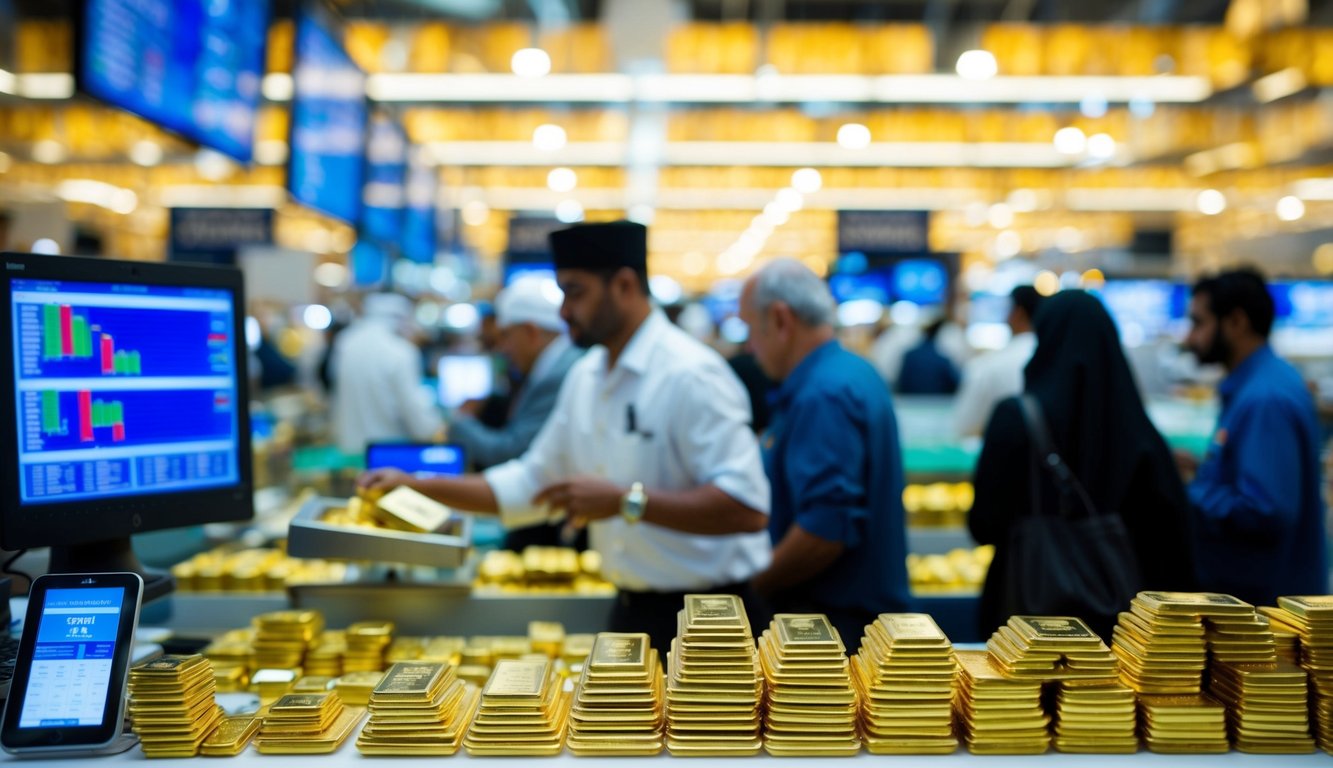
47 538 175 603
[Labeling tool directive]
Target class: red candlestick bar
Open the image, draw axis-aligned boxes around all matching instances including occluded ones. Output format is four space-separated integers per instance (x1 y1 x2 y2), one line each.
100 334 115 375
78 391 93 442
111 422 125 442
59 306 73 356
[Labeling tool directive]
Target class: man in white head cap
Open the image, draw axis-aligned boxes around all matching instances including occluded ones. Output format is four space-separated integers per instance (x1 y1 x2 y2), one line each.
447 276 583 470
331 292 443 454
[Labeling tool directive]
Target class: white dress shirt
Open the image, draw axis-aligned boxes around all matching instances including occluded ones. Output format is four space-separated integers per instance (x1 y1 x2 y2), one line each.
484 310 773 591
952 331 1037 438
330 318 443 454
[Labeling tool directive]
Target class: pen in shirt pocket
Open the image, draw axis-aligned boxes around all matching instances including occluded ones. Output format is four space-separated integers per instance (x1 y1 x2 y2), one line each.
625 404 654 438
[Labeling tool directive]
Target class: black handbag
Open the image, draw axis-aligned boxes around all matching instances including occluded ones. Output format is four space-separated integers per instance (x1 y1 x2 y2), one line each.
998 395 1142 636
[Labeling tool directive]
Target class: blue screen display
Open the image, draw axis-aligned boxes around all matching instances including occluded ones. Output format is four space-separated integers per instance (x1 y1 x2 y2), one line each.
79 0 268 162
19 587 124 729
829 259 949 306
1092 280 1189 344
9 279 242 505
288 7 367 224
504 263 556 287
366 444 465 477
1269 280 1333 329
362 114 407 247
401 148 438 264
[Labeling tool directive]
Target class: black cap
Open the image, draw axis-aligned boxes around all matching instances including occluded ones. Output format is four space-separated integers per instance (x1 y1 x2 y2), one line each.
549 221 647 274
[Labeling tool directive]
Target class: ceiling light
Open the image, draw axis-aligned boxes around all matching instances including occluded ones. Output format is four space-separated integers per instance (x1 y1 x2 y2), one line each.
1034 270 1060 296
1053 127 1087 155
1276 195 1306 222
995 230 1021 259
511 48 552 78
987 203 1014 229
836 123 871 150
955 50 998 81
461 200 490 226
547 167 577 192
791 167 822 194
1196 188 1227 216
1079 91 1108 119
314 262 349 287
555 199 584 223
129 140 163 167
532 123 567 151
1086 133 1116 160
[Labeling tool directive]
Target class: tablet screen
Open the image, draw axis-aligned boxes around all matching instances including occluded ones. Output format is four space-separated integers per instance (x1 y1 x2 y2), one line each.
18 587 125 729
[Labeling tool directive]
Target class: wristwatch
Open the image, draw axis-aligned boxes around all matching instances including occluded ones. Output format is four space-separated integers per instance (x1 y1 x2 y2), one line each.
620 482 647 524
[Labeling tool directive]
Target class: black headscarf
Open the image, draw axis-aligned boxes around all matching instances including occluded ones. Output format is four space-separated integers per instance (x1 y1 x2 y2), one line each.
969 290 1194 640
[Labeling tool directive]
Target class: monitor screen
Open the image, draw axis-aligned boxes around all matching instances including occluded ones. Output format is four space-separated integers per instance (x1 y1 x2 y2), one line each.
1269 280 1333 329
287 4 368 225
361 113 407 248
503 263 555 287
828 260 949 307
0 253 252 590
437 355 494 409
401 146 438 265
366 443 465 477
1093 279 1189 347
76 0 269 162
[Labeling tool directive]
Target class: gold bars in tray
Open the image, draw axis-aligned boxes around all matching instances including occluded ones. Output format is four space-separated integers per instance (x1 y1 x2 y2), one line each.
463 658 571 756
567 632 665 756
852 613 956 755
1208 659 1315 753
759 614 859 757
987 615 1118 681
665 594 763 756
356 661 479 756
953 650 1049 755
128 654 224 759
254 691 365 754
1267 596 1333 754
1138 693 1229 754
1051 679 1138 754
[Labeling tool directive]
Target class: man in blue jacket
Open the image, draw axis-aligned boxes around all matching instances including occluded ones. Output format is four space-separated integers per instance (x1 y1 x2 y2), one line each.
1184 268 1327 605
742 259 911 652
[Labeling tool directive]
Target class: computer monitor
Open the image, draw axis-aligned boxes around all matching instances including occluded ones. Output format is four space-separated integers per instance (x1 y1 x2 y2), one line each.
0 253 253 601
366 443 466 477
436 355 494 410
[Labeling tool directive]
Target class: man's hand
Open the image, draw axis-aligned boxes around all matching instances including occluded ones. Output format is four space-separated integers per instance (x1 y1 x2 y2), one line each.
533 477 625 528
358 467 414 493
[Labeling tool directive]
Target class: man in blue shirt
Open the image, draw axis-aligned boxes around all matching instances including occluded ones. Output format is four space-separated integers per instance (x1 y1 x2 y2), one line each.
1184 268 1327 606
742 259 912 652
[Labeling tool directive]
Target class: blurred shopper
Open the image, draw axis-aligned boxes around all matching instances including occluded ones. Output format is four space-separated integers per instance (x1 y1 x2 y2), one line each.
360 222 771 654
953 286 1042 438
742 259 911 651
1183 269 1327 605
727 351 773 435
897 318 961 395
331 292 443 454
969 291 1193 639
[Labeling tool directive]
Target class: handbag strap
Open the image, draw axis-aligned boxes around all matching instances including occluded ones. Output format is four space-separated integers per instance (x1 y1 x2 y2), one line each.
1018 394 1100 519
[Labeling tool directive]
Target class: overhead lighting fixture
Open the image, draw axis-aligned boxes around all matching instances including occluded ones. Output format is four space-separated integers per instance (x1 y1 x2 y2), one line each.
1276 195 1306 222
194 149 234 181
791 167 822 194
554 199 584 223
547 167 577 192
1086 132 1116 161
511 48 552 78
1053 127 1087 155
129 140 163 167
1196 188 1227 216
314 262 349 288
532 124 567 152
628 204 655 224
955 50 998 81
987 203 1014 229
461 200 490 226
995 230 1022 260
262 73 293 101
1079 91 1108 118
836 123 871 150
1252 67 1307 103
1034 270 1060 297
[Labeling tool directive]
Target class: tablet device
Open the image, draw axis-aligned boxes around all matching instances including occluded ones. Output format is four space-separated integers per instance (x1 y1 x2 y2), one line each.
366 443 467 477
437 354 494 409
1 572 143 754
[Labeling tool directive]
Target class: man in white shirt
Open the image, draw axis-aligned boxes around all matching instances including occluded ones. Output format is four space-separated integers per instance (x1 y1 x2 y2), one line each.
360 221 772 652
331 293 443 454
952 285 1042 438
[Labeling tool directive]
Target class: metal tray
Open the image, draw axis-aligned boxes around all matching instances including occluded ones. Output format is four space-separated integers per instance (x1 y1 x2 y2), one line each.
286 496 472 569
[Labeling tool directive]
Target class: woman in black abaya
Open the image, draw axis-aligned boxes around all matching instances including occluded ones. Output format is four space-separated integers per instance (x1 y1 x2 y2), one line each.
968 290 1195 640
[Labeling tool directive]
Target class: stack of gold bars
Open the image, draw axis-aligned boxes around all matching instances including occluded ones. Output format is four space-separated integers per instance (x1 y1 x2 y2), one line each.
1208 660 1314 753
305 630 346 677
987 615 1119 681
253 691 363 754
1051 680 1138 753
345 621 394 672
566 632 665 756
529 621 565 658
758 614 859 756
954 650 1049 754
665 594 764 756
1113 592 1210 694
1263 596 1333 753
1137 693 1228 753
333 670 385 707
852 613 957 755
127 655 224 758
253 610 323 671
199 716 261 757
464 658 570 755
201 629 253 692
356 661 478 755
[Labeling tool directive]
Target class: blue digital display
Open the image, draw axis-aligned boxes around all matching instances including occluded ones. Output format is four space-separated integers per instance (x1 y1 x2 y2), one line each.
504 263 556 287
828 271 891 305
288 6 367 224
1092 280 1190 345
829 259 949 306
362 113 407 248
9 279 241 505
366 444 466 477
401 147 439 264
1269 280 1333 329
79 0 268 162
19 587 124 728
